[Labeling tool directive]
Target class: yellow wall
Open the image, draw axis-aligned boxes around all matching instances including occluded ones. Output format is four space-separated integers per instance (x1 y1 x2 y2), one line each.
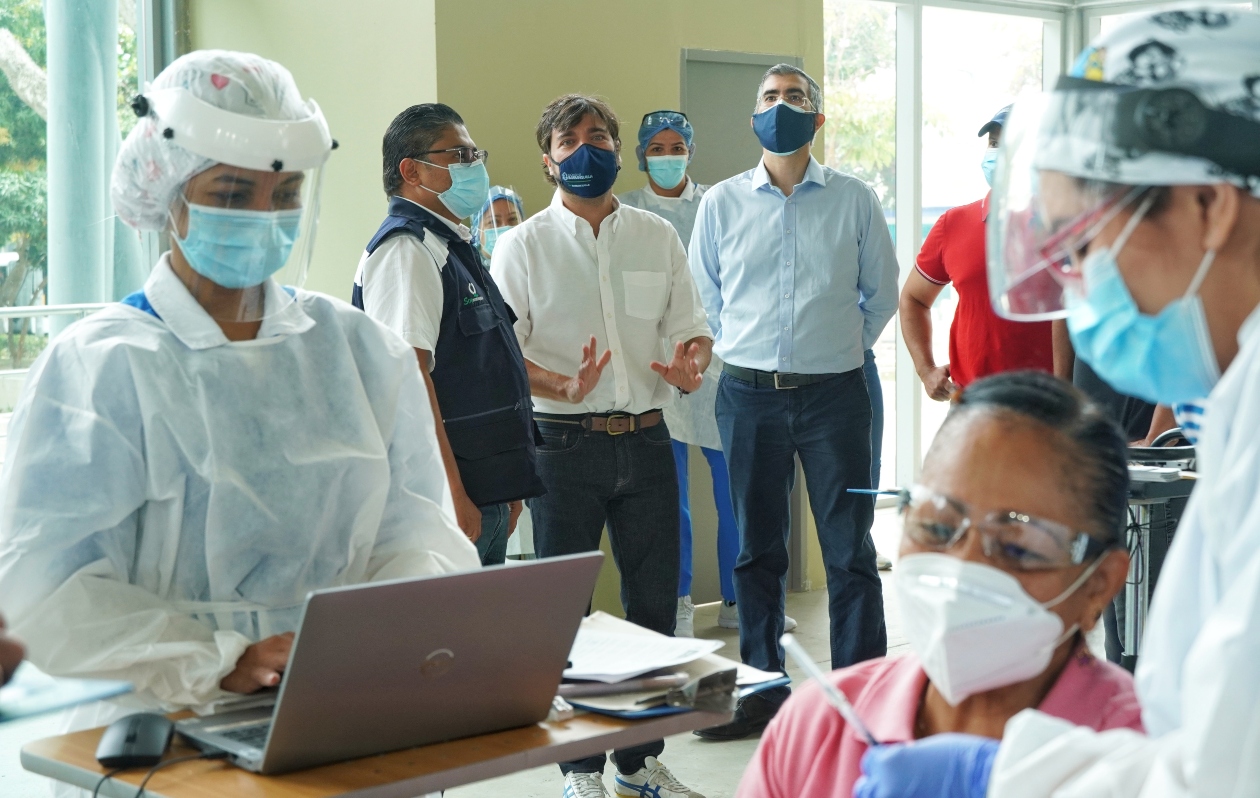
187 0 830 609
434 0 826 609
436 0 824 220
188 0 439 298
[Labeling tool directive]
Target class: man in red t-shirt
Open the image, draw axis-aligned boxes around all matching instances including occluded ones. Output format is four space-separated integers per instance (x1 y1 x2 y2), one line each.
899 106 1053 399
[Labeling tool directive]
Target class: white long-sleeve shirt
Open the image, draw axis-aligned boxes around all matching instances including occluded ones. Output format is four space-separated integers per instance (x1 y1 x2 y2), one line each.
490 190 711 416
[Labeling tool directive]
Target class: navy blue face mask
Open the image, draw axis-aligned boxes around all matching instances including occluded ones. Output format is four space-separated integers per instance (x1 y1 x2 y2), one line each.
752 101 818 156
552 143 620 198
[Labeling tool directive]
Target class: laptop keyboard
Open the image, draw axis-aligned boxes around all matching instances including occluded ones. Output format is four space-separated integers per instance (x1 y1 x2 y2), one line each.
218 722 271 750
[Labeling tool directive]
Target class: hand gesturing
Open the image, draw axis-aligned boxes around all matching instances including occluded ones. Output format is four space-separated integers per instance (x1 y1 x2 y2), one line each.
651 341 704 394
563 336 612 403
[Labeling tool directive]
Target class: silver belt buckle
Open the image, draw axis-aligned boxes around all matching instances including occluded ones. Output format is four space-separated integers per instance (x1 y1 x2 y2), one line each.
773 373 798 390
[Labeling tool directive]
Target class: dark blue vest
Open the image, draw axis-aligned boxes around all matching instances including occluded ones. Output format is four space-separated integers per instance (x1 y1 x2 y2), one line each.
355 197 544 507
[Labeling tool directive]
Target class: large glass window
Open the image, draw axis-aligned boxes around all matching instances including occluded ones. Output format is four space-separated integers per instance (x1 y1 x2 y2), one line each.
0 0 145 407
918 6 1046 448
823 0 897 488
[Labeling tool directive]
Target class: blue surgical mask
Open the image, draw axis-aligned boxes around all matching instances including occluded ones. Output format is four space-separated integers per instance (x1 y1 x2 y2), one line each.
422 159 491 219
752 101 818 156
981 148 999 188
553 143 620 198
646 155 688 190
174 204 303 289
1066 196 1221 405
480 225 512 256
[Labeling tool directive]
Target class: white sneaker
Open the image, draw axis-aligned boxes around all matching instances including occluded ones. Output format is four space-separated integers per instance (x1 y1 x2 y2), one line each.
614 757 705 798
718 601 797 633
877 553 893 571
564 771 610 798
675 596 695 638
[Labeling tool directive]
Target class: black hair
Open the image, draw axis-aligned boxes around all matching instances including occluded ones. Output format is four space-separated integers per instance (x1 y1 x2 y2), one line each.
381 103 464 196
755 64 823 113
945 370 1130 543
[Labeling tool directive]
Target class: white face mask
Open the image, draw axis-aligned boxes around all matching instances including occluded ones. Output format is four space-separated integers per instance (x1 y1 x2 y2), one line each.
894 552 1103 706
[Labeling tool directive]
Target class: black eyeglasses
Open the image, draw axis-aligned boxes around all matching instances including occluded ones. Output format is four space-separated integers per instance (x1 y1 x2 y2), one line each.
415 147 489 165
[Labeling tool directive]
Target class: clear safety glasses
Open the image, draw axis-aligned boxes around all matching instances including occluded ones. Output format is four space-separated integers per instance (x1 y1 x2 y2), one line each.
642 109 691 129
899 485 1114 572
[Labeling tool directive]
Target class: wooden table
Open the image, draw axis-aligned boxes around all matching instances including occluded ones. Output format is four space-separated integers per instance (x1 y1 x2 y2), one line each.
21 708 730 798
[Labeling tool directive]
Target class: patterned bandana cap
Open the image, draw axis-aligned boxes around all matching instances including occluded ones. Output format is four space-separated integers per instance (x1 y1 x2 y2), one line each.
1038 6 1260 197
111 50 315 231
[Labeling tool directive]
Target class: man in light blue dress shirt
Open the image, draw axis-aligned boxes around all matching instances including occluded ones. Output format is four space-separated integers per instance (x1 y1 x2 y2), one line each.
689 64 899 740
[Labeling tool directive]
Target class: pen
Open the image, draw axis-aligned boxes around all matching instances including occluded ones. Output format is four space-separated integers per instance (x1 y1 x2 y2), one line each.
781 633 880 746
558 672 690 699
846 488 906 496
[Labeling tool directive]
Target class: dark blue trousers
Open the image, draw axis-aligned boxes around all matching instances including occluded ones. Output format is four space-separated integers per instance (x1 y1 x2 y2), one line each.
716 366 887 703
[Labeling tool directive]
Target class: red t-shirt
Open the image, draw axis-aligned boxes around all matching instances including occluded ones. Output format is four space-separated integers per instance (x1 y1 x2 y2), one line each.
915 195 1053 387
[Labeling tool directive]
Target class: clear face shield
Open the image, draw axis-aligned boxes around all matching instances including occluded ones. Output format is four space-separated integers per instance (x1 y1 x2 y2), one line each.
474 186 524 258
145 87 333 323
986 92 1149 321
988 76 1260 320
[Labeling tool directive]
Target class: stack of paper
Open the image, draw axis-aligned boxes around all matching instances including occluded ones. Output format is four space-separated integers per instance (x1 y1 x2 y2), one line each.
565 619 724 683
562 613 789 718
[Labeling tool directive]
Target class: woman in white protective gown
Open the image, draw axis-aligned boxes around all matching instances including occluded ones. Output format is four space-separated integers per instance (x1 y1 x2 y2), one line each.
0 48 479 763
852 7 1260 798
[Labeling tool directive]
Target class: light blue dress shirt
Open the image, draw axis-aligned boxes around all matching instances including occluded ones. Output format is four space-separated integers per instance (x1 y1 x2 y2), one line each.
688 157 899 375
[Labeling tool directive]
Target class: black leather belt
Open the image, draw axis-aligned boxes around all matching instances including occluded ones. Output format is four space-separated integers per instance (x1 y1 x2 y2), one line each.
723 363 840 389
535 410 664 435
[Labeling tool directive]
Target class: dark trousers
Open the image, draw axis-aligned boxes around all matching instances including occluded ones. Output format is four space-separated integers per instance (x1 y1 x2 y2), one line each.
530 418 679 775
864 349 883 489
717 367 887 704
475 502 510 566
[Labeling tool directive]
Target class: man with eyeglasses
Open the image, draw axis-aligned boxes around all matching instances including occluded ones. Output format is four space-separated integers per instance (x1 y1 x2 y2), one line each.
353 103 544 566
689 64 900 741
491 94 712 798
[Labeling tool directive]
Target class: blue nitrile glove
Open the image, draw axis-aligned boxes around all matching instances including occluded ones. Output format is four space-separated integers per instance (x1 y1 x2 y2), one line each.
853 735 999 798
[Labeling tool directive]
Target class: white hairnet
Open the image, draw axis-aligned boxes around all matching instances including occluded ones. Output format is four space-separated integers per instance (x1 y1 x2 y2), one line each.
112 50 314 231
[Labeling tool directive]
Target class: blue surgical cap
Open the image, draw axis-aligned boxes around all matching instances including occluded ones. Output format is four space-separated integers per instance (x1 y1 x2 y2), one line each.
637 110 694 171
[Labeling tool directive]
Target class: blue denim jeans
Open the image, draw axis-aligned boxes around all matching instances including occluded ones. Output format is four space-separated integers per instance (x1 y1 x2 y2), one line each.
717 367 887 705
864 349 883 489
673 441 739 602
529 417 679 775
475 502 509 566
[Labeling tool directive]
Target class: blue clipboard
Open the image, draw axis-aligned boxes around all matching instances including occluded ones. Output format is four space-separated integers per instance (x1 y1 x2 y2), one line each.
570 675 792 719
0 663 132 723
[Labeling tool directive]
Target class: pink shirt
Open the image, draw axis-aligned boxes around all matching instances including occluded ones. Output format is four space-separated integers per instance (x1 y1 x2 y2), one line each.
737 644 1143 798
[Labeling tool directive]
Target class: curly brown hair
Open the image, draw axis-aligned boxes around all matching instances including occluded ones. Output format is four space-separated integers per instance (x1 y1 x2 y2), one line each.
534 94 620 186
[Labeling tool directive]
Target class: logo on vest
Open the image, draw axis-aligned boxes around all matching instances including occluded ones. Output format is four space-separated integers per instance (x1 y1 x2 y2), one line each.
462 281 485 307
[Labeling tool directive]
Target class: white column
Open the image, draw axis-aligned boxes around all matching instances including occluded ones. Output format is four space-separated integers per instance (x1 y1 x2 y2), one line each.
894 1 923 488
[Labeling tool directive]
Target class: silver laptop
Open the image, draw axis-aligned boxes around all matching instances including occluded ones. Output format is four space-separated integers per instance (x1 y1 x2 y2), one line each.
176 552 603 774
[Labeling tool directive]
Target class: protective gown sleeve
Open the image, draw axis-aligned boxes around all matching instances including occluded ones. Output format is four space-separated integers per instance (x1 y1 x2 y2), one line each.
989 485 1260 797
0 337 252 708
363 351 480 581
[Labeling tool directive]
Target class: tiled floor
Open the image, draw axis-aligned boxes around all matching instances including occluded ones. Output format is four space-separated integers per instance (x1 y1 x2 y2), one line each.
0 472 905 798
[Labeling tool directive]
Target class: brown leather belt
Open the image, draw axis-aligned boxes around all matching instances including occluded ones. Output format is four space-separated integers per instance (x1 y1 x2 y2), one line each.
535 410 664 435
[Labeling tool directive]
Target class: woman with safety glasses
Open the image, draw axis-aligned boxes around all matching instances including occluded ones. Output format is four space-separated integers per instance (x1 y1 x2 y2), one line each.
736 370 1137 798
0 50 478 750
856 7 1260 798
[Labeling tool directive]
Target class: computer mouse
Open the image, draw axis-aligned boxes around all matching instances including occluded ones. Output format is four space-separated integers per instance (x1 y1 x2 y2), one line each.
95 712 174 769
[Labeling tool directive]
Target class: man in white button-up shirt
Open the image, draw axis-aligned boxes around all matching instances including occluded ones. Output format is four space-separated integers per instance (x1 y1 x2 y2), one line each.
490 94 712 798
